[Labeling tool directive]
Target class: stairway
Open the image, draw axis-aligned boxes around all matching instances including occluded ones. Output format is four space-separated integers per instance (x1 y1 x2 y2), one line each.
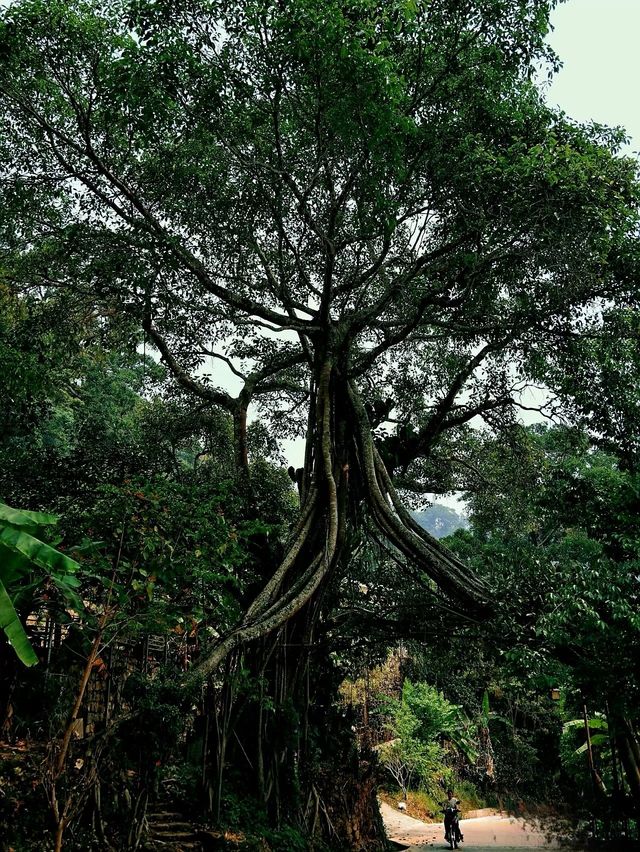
146 802 202 850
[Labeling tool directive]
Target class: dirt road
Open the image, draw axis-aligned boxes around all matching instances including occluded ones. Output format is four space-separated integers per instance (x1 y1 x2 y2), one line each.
380 802 564 851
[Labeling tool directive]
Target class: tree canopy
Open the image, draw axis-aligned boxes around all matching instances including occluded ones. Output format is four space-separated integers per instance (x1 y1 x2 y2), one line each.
1 0 639 674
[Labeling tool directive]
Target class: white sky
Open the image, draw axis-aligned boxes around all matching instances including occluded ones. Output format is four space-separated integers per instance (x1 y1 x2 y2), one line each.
546 0 640 153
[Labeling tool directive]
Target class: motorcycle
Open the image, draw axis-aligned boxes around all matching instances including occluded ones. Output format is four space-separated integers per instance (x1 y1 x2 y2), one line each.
443 804 463 850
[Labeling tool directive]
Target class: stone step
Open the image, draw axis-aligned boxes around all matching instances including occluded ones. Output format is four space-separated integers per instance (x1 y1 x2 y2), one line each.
148 810 184 818
148 815 190 822
149 829 199 838
146 801 201 850
150 833 198 840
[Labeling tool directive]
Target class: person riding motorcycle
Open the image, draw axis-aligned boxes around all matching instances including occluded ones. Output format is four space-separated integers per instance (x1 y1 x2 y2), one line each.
443 789 464 849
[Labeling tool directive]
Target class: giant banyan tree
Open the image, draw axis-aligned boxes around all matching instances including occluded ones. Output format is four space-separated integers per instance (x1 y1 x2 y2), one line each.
1 0 639 680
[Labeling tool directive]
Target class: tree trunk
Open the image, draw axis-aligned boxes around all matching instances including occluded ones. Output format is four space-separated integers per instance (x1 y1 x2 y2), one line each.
616 718 640 811
53 817 66 852
233 404 250 474
194 366 490 681
208 655 236 823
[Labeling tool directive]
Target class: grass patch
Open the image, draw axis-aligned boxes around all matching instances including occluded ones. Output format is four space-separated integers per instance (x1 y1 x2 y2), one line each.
379 787 442 823
379 782 488 824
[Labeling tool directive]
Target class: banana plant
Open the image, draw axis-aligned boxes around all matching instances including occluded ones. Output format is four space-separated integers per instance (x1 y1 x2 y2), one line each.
563 716 610 755
0 502 81 666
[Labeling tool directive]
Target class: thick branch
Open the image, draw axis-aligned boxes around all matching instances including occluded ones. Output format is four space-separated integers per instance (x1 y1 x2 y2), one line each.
144 321 235 410
381 339 512 470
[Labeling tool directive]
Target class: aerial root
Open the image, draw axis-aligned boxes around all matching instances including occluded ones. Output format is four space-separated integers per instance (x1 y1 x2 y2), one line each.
246 486 319 619
193 364 343 678
348 380 490 614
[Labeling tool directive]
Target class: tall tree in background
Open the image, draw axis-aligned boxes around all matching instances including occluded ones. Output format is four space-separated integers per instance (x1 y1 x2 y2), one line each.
1 0 639 675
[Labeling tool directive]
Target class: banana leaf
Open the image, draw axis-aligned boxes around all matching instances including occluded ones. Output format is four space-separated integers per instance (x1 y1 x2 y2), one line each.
0 524 80 577
575 734 609 755
0 502 82 665
0 577 38 667
0 540 32 586
0 502 58 532
563 717 608 732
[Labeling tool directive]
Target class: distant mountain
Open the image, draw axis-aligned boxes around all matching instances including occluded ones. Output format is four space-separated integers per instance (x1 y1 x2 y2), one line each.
413 504 469 539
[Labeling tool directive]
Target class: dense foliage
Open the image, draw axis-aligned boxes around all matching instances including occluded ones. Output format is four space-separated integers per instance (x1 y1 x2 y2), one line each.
407 426 640 822
1 1 640 850
2 0 640 673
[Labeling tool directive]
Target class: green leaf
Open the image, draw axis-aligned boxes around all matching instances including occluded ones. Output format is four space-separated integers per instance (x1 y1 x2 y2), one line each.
0 577 38 667
0 540 32 585
51 577 83 612
0 502 59 531
575 734 609 755
0 523 80 577
563 716 608 733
